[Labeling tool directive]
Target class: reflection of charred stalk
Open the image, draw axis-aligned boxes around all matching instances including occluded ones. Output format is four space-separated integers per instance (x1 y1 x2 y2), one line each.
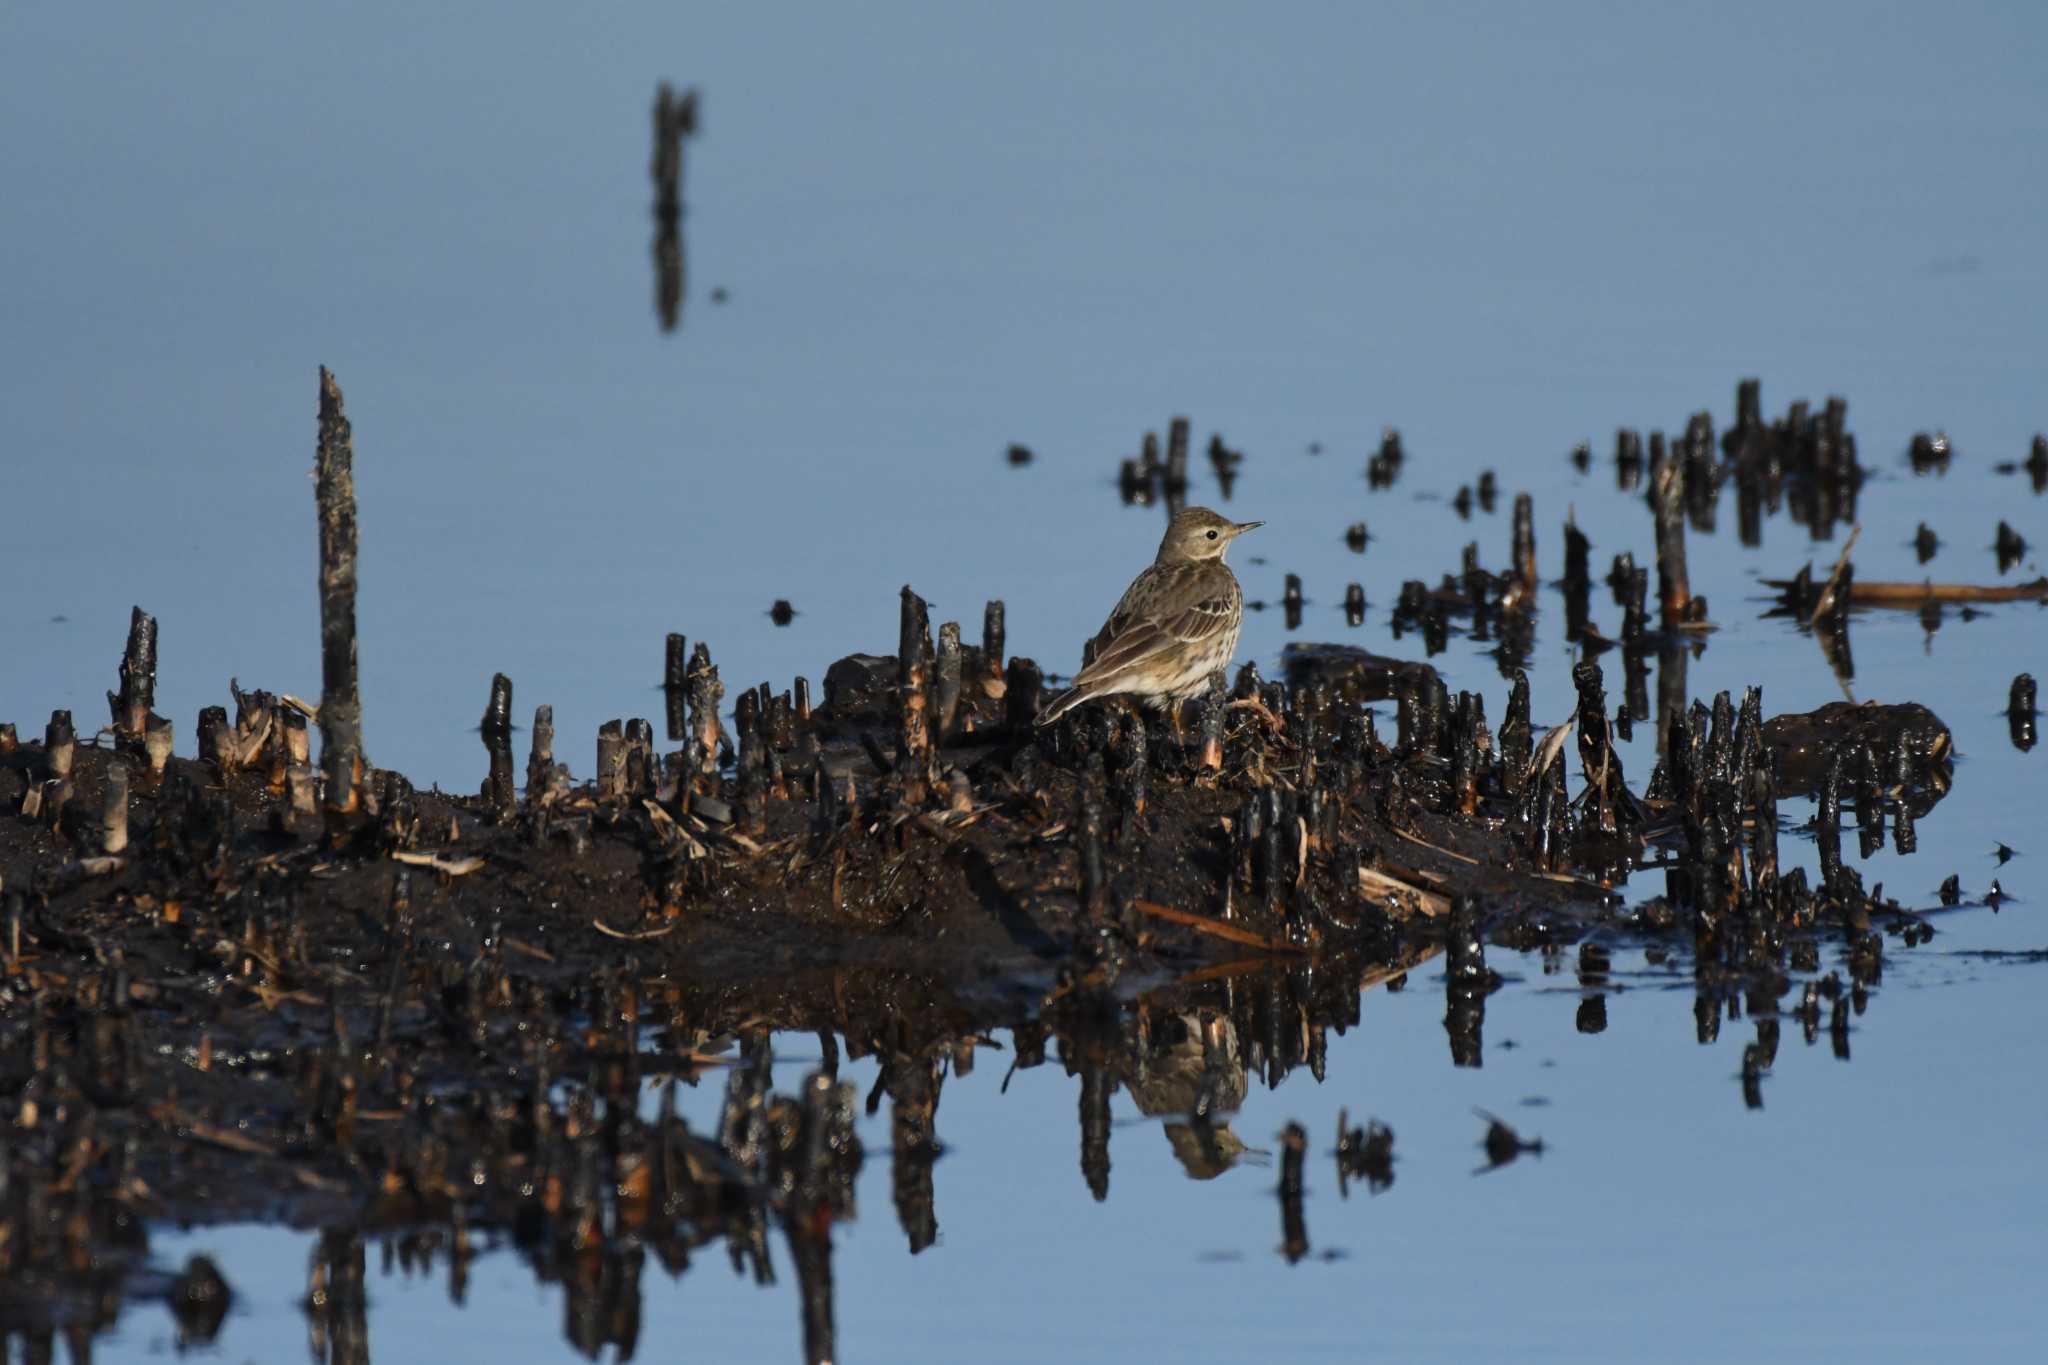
1655 639 1689 765
1344 581 1366 627
1079 756 1109 918
525 705 554 803
1694 990 1721 1045
1617 557 1647 642
1283 573 1304 630
1004 656 1043 734
1994 520 2027 572
1510 493 1536 603
663 633 688 741
1683 411 1718 532
1615 427 1643 489
650 84 697 332
788 1187 839 1365
886 1056 941 1255
1335 1113 1395 1197
935 622 963 740
2009 674 2037 752
1444 894 1488 1067
1209 432 1242 497
1078 1044 1112 1202
1278 1122 1310 1263
982 600 1006 677
1735 376 1762 433
686 642 724 792
896 586 936 799
101 760 129 854
315 369 365 824
303 1229 369 1365
1562 517 1591 640
1165 416 1191 505
1650 446 1693 627
110 605 158 737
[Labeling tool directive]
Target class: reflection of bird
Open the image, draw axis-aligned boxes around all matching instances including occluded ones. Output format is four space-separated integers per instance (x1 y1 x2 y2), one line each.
1120 1011 1251 1181
1037 507 1261 728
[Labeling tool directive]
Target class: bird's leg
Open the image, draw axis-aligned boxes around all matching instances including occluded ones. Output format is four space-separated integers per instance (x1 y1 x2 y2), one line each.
1170 701 1188 747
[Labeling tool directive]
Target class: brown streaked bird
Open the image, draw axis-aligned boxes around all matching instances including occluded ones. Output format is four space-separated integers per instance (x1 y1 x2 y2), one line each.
1037 506 1262 729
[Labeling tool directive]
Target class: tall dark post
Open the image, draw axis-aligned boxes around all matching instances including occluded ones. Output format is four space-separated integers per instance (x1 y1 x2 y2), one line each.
314 367 364 821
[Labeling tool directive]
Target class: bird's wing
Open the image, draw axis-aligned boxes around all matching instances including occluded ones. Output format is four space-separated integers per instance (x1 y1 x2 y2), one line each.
1072 567 1238 687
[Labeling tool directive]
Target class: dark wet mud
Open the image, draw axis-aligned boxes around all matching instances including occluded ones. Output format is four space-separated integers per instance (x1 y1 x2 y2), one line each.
0 375 2034 1362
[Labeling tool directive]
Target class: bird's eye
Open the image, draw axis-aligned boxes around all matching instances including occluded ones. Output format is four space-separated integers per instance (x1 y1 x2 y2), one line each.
1206 529 1219 540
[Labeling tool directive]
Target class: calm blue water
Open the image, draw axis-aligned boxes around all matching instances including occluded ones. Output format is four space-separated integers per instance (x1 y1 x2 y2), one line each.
3 3 2045 1361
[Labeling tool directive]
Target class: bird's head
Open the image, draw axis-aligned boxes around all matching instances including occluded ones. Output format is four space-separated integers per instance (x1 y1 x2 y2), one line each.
1158 506 1262 564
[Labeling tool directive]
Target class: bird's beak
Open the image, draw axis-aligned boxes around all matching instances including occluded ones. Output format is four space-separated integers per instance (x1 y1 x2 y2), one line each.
1233 520 1264 534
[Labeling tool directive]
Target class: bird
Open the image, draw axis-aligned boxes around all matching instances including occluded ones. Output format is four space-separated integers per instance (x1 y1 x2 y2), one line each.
1036 506 1262 730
